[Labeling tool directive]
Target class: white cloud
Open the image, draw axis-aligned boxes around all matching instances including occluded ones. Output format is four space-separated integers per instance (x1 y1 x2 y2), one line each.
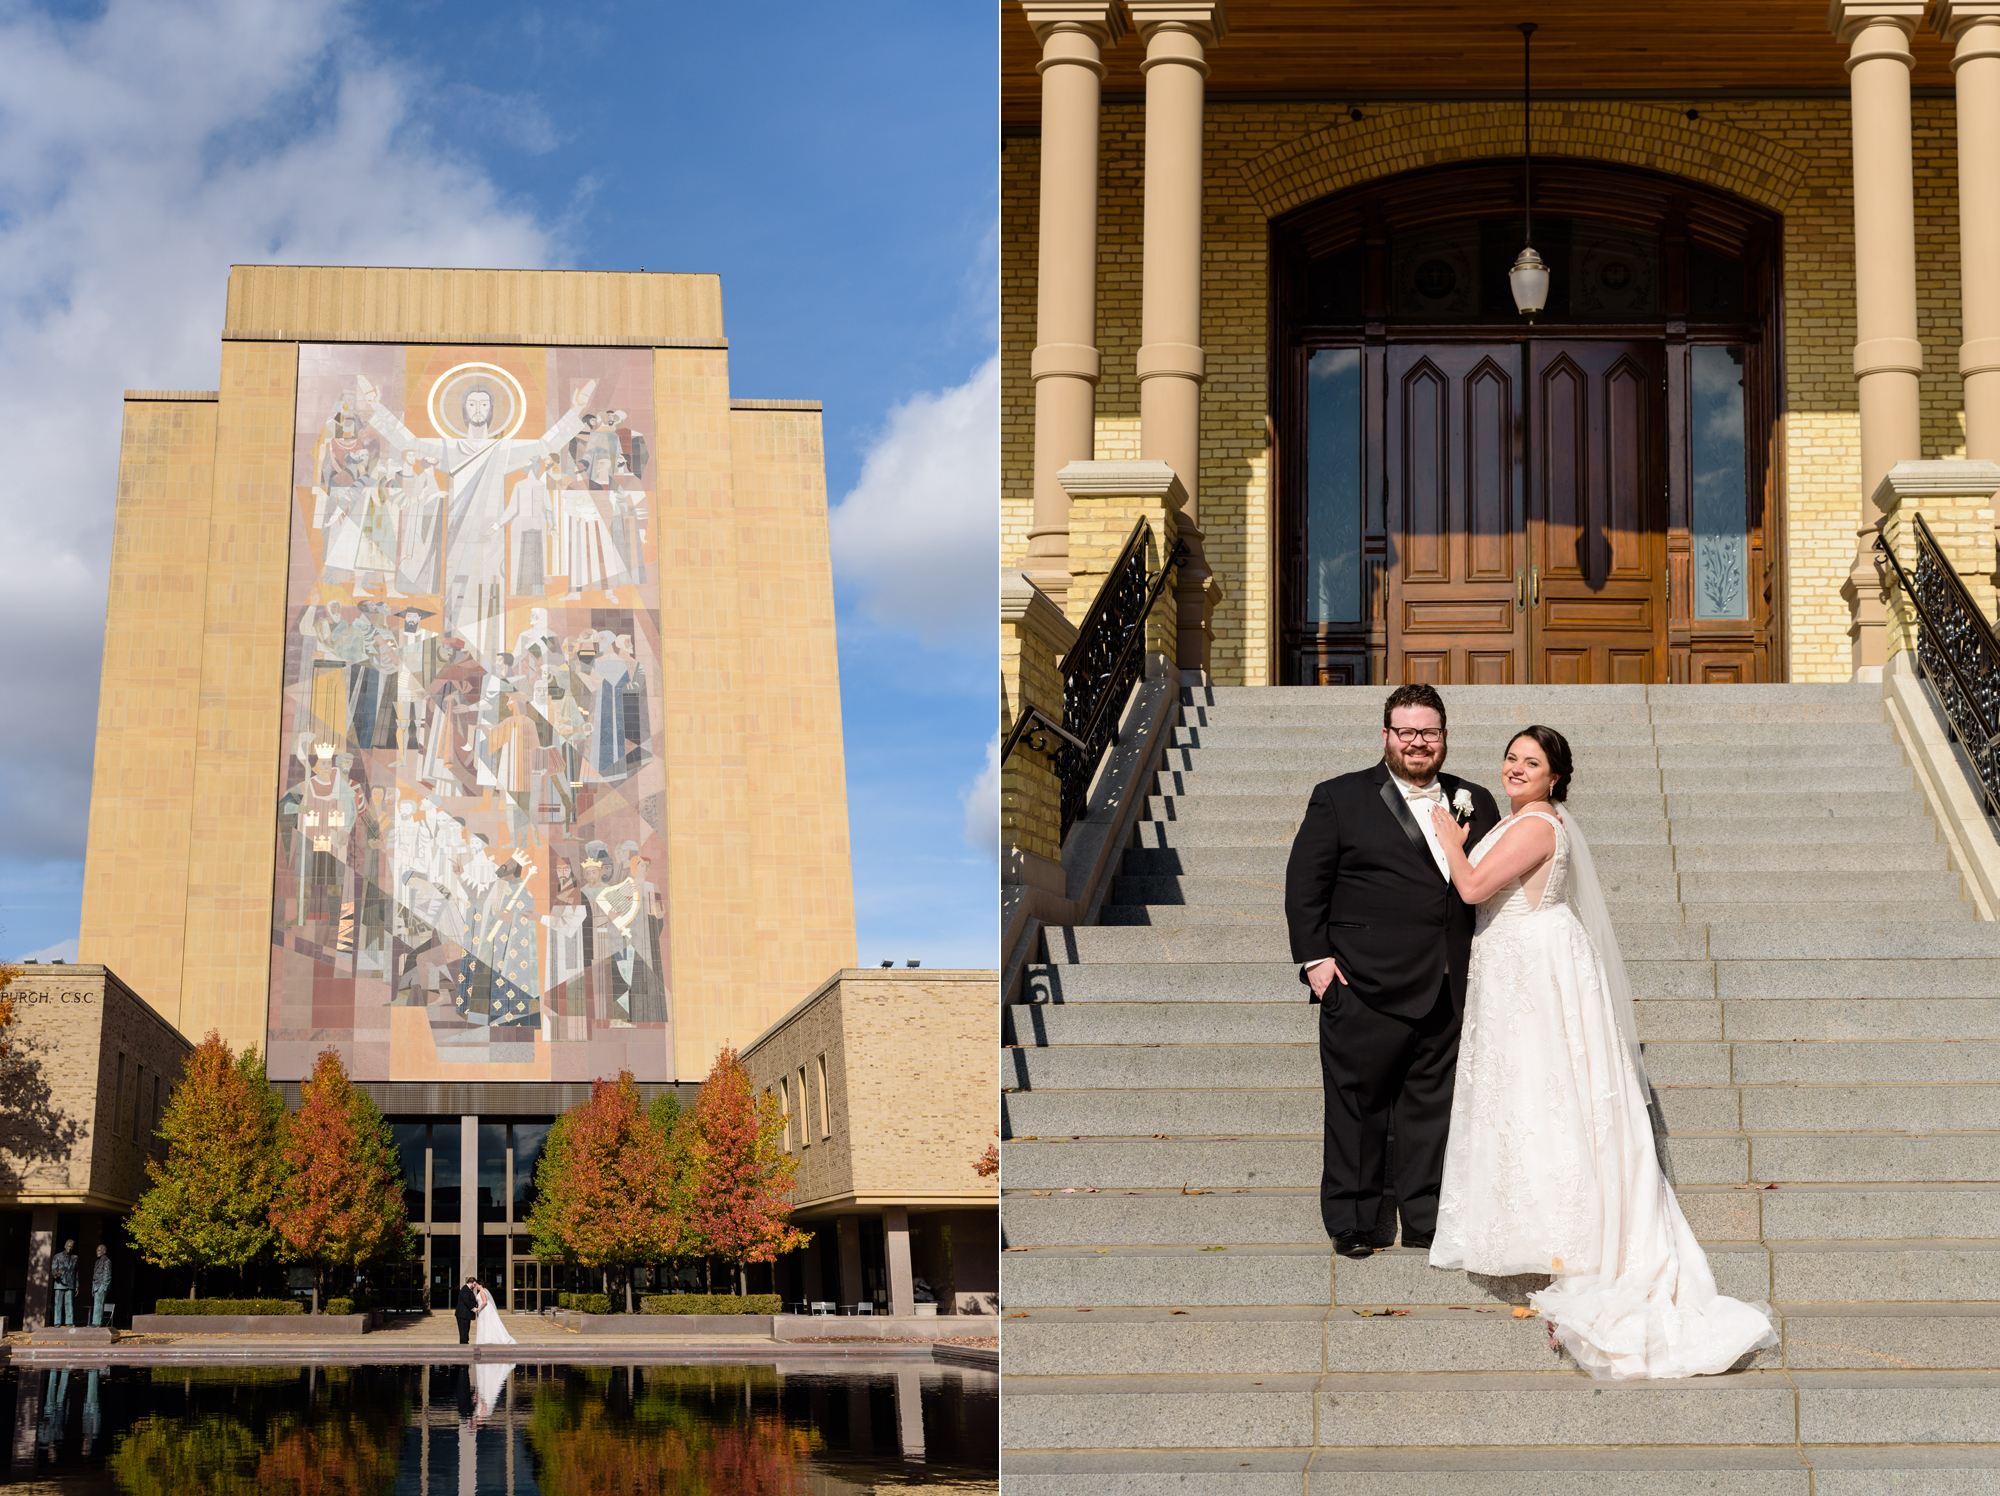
0 0 553 864
961 736 1000 857
14 938 79 965
828 355 998 643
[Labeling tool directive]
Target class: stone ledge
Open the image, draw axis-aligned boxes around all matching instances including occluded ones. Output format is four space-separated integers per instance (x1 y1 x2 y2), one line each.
127 1313 370 1335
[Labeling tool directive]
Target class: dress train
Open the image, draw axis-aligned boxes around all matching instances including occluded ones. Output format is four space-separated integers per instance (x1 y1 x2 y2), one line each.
1431 808 1777 1381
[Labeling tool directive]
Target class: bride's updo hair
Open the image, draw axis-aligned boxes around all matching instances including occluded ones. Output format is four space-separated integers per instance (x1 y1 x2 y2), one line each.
1506 725 1574 803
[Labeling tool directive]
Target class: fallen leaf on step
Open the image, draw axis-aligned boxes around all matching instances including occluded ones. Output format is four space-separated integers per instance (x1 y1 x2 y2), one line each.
1512 1307 1534 1318
1200 1246 1226 1252
1170 1310 1189 1315
1476 1309 1496 1314
1448 1306 1470 1311
1181 1184 1209 1195
1017 1136 1040 1141
1059 1188 1078 1194
1350 1309 1409 1318
1006 1313 1028 1319
1152 1134 1170 1139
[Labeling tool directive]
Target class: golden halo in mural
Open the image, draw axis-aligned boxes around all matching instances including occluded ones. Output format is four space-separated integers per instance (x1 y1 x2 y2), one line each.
428 362 528 441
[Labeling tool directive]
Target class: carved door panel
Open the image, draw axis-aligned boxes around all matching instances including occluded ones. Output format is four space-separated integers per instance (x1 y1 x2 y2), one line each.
1385 344 1529 685
1527 341 1668 684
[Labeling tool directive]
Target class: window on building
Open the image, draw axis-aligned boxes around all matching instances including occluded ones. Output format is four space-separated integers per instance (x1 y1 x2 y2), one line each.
1306 347 1363 625
1690 344 1750 620
113 1054 126 1137
816 1055 831 1139
776 1080 791 1152
798 1066 811 1148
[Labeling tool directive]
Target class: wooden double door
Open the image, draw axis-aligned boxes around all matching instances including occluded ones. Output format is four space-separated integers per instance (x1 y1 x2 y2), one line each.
1388 339 1666 686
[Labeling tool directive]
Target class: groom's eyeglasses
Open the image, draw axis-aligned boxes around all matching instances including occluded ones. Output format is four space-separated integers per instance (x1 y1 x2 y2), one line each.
1387 728 1445 745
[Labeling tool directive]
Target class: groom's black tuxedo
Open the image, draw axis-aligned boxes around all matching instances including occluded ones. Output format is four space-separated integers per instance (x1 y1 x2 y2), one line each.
1283 759 1502 1243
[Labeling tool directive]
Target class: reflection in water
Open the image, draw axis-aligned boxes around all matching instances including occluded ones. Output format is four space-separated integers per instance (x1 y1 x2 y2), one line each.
0 1360 997 1493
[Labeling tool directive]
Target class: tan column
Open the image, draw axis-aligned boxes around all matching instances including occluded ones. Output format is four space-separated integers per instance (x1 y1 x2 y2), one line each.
1831 0 1927 676
1021 2 1126 606
1131 0 1227 676
1939 3 2000 460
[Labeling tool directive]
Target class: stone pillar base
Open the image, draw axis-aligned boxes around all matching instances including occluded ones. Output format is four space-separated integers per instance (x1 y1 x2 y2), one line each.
1057 461 1186 673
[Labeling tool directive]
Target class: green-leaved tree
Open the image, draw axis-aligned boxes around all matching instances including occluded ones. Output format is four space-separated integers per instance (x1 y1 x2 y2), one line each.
127 1034 285 1298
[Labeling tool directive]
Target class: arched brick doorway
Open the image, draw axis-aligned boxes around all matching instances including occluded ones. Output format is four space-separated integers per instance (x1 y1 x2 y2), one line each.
1271 157 1784 686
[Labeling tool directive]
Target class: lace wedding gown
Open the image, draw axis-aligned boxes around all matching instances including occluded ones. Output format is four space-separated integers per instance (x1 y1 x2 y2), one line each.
1431 808 1777 1381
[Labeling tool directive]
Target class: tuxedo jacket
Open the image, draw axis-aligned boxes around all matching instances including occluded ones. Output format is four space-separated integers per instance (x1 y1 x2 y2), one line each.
1283 760 1503 1018
456 1284 478 1320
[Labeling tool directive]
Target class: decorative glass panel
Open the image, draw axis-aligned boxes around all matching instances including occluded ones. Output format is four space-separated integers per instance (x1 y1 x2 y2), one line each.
1392 223 1481 318
1691 345 1749 619
1306 348 1363 623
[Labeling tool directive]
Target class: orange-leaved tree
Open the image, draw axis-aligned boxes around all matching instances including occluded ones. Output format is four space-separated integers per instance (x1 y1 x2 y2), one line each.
267 1047 413 1313
127 1034 286 1298
0 962 18 1061
525 1070 680 1312
682 1047 808 1295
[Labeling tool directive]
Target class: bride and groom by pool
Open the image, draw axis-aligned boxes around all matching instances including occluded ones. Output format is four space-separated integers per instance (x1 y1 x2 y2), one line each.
1280 682 1776 1382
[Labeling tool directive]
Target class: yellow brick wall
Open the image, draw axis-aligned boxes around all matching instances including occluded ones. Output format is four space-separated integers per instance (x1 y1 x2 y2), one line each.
728 404 859 1031
78 398 217 1027
1002 97 1974 685
179 340 298 1054
741 970 999 1211
1001 604 1068 865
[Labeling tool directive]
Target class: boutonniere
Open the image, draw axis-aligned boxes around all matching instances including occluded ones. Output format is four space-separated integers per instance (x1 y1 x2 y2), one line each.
1452 788 1474 824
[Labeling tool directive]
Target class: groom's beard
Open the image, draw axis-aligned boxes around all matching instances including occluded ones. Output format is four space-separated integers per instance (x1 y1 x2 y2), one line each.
1385 738 1447 786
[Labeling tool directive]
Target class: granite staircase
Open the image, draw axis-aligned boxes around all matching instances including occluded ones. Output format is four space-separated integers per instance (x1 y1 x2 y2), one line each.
1001 683 2000 1494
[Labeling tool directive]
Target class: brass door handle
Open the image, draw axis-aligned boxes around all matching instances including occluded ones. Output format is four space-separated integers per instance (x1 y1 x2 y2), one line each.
1530 567 1540 607
1516 569 1526 610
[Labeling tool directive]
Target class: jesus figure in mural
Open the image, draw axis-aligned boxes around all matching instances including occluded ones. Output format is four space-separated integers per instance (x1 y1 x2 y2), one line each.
356 374 598 664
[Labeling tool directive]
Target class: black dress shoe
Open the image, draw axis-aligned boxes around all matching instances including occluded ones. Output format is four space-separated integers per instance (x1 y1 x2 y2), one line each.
1400 1231 1435 1251
1332 1232 1375 1259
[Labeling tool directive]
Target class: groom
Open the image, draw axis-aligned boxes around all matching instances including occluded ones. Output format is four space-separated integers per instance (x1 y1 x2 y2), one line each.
456 1277 479 1344
1283 683 1501 1259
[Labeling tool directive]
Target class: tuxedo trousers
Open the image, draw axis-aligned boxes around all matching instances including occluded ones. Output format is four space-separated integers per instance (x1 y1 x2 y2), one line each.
1318 975 1461 1240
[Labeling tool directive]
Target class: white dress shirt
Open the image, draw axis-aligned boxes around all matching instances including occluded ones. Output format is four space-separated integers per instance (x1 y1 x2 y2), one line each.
1396 775 1454 881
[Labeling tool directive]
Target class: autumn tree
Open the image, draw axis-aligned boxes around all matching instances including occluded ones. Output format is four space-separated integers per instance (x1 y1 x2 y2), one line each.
681 1048 808 1295
526 1071 680 1312
0 962 18 1062
267 1048 414 1313
128 1034 286 1298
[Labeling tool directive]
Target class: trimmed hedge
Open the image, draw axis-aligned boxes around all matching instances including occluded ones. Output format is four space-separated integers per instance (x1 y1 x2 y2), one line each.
640 1294 781 1316
325 1299 355 1317
152 1298 304 1316
557 1293 613 1315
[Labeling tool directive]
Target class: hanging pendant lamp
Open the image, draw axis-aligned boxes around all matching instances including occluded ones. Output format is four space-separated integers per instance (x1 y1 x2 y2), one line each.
1508 22 1549 318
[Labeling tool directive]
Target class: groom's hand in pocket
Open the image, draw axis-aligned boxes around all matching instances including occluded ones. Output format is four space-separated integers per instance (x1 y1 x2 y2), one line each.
1306 957 1345 999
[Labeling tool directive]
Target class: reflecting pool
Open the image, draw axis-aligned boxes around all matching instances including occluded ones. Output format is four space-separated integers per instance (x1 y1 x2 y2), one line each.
1 1359 997 1492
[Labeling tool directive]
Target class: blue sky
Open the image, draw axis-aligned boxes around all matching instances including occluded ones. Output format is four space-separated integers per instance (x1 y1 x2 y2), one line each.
0 0 998 968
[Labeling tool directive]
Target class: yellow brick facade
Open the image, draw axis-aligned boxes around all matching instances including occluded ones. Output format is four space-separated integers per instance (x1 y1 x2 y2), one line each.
1003 97 1977 685
79 268 855 1082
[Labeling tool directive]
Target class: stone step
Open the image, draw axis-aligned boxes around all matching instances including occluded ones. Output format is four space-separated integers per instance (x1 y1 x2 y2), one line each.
1002 1131 2000 1189
1110 869 1969 908
1130 814 1936 848
1001 1304 2000 1378
1004 1080 2000 1138
1142 790 1924 822
1179 697 1886 727
1097 899 1966 927
1024 960 2000 1004
1003 1446 2000 1496
1153 749 1912 797
1114 841 1950 877
998 1183 2000 1248
1001 1240 2000 1310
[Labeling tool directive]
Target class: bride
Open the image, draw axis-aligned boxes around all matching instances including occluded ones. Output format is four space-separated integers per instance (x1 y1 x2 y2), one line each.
471 1280 516 1346
1426 725 1776 1381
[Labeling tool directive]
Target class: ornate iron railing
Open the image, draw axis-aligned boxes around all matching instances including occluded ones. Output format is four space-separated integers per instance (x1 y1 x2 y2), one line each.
1876 510 2000 816
1002 517 1186 843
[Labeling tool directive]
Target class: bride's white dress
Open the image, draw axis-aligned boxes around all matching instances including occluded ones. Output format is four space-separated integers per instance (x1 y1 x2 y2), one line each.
1431 807 1777 1381
472 1289 516 1346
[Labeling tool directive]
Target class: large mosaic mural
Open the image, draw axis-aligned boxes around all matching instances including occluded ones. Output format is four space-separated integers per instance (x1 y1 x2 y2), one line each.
267 345 670 1082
